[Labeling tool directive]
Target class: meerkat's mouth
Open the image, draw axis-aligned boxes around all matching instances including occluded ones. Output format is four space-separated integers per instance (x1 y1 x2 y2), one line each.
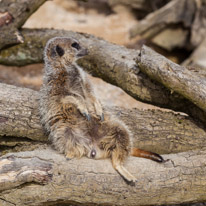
77 48 88 57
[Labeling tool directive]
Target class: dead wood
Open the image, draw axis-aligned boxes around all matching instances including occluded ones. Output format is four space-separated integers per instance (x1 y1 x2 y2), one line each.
129 0 196 39
0 1 206 205
0 0 47 50
0 146 206 206
0 28 206 123
129 0 206 51
0 82 206 155
138 45 206 113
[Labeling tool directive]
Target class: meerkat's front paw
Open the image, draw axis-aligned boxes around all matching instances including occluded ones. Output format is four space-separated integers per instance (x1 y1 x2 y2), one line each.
94 101 104 121
82 112 91 121
78 106 91 121
99 113 104 121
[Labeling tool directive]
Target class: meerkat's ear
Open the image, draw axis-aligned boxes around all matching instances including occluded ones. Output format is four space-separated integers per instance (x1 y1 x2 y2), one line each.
55 45 65 57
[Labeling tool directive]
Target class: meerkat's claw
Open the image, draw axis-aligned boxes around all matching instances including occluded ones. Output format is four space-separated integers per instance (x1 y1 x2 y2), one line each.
100 113 104 121
82 112 91 121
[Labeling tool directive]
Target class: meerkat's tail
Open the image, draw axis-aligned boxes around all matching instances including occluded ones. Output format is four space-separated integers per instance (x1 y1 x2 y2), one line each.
131 148 164 163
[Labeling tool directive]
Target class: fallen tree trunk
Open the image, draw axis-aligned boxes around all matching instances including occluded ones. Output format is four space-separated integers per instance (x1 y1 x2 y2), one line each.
0 29 206 123
0 147 206 206
1 85 206 205
0 83 206 155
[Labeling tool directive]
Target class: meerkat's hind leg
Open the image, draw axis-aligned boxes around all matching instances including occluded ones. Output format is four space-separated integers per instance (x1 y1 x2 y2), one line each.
112 157 137 183
66 153 74 161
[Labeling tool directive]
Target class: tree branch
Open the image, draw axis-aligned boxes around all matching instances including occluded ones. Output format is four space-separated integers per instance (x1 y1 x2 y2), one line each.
138 45 206 112
0 83 206 155
0 148 206 205
0 28 206 123
129 0 196 39
0 0 47 49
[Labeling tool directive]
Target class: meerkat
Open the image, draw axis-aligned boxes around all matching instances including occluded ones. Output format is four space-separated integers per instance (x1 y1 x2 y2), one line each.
39 37 164 183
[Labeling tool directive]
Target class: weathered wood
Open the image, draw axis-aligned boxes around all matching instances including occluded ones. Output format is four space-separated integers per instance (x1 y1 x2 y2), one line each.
138 45 206 112
0 29 206 123
0 148 206 206
0 153 52 191
0 83 206 155
129 0 196 39
0 0 47 50
0 83 45 141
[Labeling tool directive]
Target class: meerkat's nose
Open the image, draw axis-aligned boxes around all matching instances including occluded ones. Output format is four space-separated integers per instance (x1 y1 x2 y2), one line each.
77 48 88 57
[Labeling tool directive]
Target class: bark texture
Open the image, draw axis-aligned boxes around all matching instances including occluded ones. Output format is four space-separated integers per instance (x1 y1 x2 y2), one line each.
0 1 205 205
0 29 206 123
1 84 206 205
0 0 46 50
0 83 206 155
0 148 206 206
138 45 206 112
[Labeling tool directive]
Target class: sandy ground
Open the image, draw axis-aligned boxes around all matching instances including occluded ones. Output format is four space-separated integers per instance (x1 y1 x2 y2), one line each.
0 0 159 109
24 0 138 45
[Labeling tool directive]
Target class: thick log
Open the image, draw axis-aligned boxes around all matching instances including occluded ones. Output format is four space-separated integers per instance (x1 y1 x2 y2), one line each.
0 0 47 50
0 83 45 141
0 148 206 206
0 29 206 123
0 153 52 192
0 83 206 155
138 45 206 112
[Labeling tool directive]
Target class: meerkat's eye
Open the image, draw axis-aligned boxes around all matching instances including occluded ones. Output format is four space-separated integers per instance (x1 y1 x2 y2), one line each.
55 45 65 57
71 42 80 50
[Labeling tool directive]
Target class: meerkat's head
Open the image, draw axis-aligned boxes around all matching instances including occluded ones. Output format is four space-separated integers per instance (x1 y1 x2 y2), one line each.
44 37 88 67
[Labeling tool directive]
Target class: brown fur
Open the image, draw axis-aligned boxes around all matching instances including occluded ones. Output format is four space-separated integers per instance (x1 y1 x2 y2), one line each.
39 37 164 183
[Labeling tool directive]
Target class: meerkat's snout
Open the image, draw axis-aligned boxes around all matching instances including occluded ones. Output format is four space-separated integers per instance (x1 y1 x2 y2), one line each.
77 48 88 57
70 41 88 58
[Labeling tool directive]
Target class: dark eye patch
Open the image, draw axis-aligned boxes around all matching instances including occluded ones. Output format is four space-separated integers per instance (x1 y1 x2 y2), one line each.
55 45 65 57
71 42 80 50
